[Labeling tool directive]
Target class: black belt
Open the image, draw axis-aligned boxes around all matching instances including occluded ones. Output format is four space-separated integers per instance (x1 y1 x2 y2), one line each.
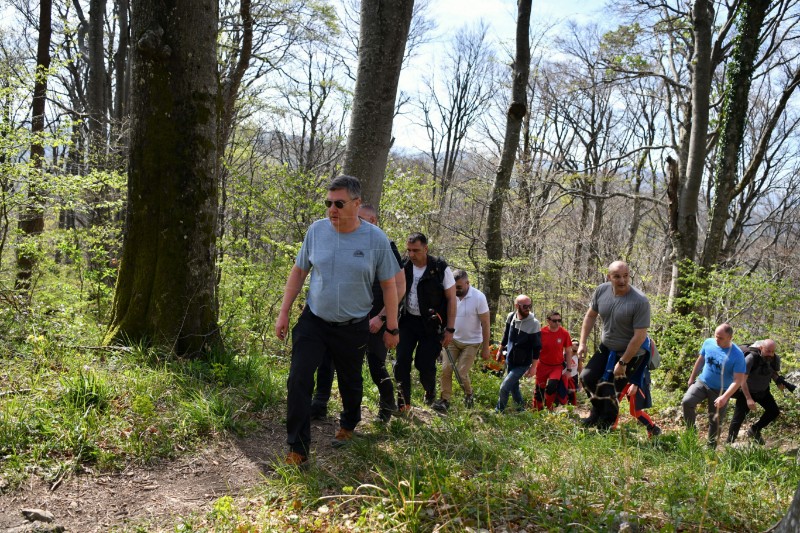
308 308 368 327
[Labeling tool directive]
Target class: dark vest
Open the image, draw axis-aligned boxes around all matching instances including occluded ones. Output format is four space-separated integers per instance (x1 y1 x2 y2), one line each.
403 255 449 328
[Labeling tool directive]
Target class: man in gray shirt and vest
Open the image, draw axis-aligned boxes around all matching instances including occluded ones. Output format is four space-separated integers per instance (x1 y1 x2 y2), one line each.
577 260 652 430
275 175 400 466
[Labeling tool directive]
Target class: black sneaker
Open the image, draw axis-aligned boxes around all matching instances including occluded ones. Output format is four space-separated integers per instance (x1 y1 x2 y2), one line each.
464 394 474 408
432 399 450 413
377 408 392 423
310 408 327 421
424 391 436 406
647 425 662 438
748 427 765 445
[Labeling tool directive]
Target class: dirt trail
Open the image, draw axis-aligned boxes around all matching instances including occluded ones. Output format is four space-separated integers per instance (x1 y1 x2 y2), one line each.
0 411 341 532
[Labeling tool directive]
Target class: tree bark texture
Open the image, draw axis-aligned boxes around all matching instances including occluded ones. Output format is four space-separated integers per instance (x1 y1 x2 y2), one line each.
774 481 800 532
483 0 531 322
674 0 713 265
666 0 712 314
16 0 52 291
88 0 107 146
105 0 221 356
342 0 414 209
701 0 771 269
113 0 130 124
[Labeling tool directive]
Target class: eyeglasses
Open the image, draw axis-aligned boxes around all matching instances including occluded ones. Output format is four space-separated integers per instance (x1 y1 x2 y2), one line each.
324 198 357 209
549 318 562 323
518 304 531 310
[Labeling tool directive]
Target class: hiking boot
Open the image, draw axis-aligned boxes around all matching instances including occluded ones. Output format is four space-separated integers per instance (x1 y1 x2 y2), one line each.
580 413 599 427
464 394 474 408
332 428 354 448
432 399 450 413
285 451 308 466
748 427 765 445
424 391 436 406
647 425 662 439
377 408 393 423
309 406 327 421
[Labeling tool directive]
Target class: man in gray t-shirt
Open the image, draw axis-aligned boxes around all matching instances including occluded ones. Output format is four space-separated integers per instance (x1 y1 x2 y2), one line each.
275 175 400 466
727 339 785 444
577 261 653 431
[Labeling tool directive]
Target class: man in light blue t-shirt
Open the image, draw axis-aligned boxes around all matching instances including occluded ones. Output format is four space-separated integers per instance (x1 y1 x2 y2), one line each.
681 323 747 447
275 175 400 466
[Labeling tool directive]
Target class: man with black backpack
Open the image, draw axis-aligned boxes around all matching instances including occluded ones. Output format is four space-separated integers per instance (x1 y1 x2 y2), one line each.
394 233 457 413
727 339 786 445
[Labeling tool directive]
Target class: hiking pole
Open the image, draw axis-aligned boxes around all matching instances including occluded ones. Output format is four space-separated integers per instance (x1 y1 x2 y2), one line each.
443 345 465 390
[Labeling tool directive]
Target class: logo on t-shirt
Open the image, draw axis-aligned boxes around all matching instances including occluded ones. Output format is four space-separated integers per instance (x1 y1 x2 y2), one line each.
353 250 364 257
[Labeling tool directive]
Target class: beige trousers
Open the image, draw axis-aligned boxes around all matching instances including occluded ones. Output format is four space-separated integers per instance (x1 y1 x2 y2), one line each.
440 340 480 400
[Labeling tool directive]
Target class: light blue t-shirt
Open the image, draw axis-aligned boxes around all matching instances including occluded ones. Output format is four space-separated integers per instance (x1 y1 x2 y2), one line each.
698 338 746 391
296 219 400 323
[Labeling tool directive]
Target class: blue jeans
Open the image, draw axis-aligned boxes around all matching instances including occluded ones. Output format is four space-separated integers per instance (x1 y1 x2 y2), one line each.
497 365 528 412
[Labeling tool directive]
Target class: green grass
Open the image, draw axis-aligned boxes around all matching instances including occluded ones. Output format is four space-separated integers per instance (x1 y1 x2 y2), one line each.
0 337 284 488
1 329 798 531
179 367 798 532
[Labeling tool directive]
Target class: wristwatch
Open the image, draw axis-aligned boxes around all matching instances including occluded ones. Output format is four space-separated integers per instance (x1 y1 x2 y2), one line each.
445 327 456 333
617 359 628 366
386 328 399 335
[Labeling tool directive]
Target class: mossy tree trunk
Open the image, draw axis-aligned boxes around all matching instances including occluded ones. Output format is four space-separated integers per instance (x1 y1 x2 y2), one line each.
701 0 770 269
483 0 531 323
105 0 221 356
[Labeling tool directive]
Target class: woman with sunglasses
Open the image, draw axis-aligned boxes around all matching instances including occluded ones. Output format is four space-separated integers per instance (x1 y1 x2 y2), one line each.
530 311 574 411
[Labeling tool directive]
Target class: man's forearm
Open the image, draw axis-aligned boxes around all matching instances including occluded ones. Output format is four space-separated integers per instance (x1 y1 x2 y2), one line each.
619 329 647 363
445 288 457 329
279 266 307 315
721 374 745 401
689 356 704 382
579 311 596 345
380 277 399 329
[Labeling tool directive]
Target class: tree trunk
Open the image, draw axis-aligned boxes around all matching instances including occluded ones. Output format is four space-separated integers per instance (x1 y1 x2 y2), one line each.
105 0 221 356
113 0 130 125
15 0 52 292
666 0 713 312
773 481 800 532
701 0 771 269
342 0 414 209
88 0 107 150
483 0 531 323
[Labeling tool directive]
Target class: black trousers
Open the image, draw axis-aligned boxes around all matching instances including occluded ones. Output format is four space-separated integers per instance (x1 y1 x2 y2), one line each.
727 388 781 442
394 314 441 406
579 344 641 428
312 328 396 413
286 308 368 455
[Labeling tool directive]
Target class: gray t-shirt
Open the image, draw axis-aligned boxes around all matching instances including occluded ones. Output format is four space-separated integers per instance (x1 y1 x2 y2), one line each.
296 219 400 323
745 351 780 394
590 282 650 352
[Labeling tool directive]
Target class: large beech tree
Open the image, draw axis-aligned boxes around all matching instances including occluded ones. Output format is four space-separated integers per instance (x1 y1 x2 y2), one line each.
342 0 414 208
105 0 220 355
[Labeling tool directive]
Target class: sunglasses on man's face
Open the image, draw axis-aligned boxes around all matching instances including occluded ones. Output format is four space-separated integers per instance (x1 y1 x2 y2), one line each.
549 318 562 323
518 304 531 310
324 198 356 209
